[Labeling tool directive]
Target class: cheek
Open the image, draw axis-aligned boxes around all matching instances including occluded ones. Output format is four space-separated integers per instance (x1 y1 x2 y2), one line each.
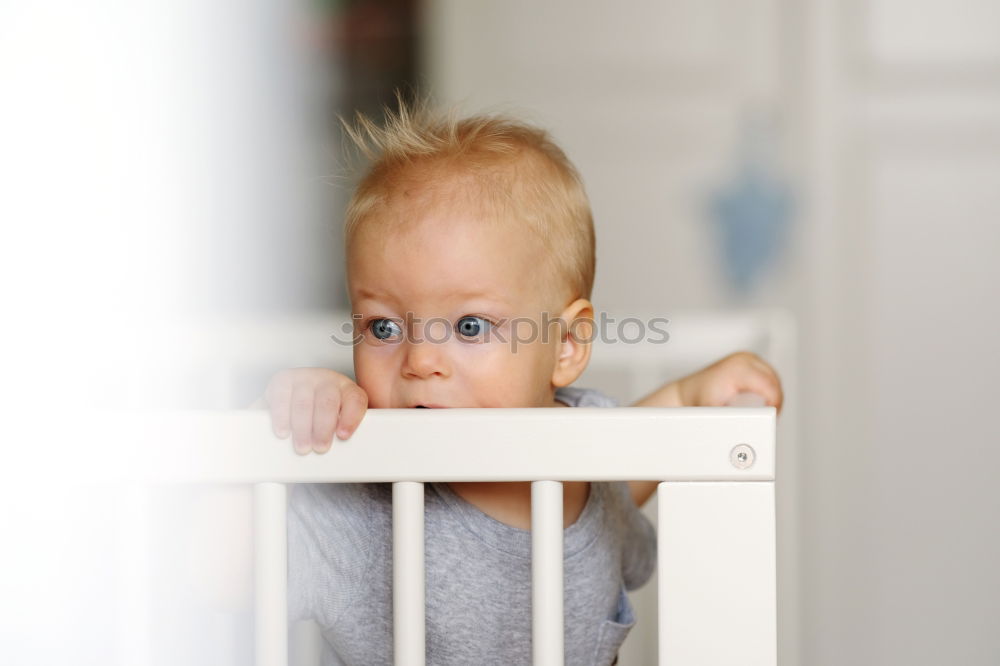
353 346 397 405
453 340 554 403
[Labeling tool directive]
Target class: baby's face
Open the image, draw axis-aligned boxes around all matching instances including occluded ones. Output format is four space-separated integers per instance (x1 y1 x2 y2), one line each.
347 201 572 409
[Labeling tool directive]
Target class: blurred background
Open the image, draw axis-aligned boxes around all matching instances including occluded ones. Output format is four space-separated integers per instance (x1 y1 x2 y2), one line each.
3 0 999 664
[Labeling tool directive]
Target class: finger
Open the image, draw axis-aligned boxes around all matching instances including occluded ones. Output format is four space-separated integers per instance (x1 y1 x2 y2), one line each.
335 385 369 440
311 386 343 454
265 374 292 439
740 373 783 412
289 384 315 455
744 357 784 413
727 353 783 412
747 354 780 384
726 391 768 407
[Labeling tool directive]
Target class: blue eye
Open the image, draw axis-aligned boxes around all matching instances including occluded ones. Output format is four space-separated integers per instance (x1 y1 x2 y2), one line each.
456 316 491 338
370 318 402 340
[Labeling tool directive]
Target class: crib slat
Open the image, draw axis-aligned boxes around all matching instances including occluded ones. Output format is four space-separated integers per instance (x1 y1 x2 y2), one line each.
254 482 288 666
657 481 777 665
393 481 426 666
531 480 564 665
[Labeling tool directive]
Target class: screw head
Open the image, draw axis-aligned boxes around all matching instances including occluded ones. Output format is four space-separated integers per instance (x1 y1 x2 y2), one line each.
730 444 755 469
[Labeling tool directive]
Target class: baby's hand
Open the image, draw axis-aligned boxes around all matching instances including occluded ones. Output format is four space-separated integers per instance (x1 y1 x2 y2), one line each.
676 351 784 413
263 368 369 454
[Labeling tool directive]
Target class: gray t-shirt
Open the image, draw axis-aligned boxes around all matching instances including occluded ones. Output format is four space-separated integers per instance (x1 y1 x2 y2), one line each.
287 386 657 665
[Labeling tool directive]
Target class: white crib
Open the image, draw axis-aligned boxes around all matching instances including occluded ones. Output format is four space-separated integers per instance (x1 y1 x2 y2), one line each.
116 308 793 665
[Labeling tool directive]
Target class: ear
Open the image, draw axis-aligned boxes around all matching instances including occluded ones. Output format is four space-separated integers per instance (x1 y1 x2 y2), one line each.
551 298 595 388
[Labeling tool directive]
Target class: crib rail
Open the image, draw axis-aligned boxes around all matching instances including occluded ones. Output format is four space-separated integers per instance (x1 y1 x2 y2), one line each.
135 407 777 666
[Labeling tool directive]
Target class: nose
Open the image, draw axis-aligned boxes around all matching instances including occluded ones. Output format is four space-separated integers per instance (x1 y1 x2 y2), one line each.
401 322 451 379
401 341 450 379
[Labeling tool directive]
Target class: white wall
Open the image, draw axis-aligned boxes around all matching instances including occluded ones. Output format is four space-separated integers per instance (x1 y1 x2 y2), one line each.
801 1 1000 663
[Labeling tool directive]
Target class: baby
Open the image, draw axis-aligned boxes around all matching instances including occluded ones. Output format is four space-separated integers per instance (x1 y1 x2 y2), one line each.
265 104 783 664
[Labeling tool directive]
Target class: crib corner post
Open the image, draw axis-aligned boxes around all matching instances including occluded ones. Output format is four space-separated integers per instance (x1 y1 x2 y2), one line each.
657 480 777 666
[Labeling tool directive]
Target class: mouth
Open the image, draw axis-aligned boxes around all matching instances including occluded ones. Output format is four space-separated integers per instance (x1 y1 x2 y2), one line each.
411 404 447 409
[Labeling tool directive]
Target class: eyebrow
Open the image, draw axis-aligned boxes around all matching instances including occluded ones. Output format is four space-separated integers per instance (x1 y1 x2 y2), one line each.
354 288 388 301
448 289 511 305
353 287 511 307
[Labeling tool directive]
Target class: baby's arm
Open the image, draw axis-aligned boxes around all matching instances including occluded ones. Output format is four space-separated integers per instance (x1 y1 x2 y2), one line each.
627 351 783 507
631 351 783 411
263 368 369 454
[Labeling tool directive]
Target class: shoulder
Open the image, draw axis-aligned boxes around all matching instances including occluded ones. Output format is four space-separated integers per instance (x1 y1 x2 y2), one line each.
594 481 645 528
554 385 619 408
599 481 658 591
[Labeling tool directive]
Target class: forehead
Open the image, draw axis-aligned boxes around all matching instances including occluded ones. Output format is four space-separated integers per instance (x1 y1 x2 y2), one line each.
347 207 542 309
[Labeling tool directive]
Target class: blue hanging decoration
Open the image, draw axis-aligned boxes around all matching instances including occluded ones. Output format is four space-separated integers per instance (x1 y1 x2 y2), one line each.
709 111 793 298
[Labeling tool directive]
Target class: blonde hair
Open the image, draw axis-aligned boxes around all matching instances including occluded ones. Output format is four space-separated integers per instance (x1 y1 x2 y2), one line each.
342 102 596 302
